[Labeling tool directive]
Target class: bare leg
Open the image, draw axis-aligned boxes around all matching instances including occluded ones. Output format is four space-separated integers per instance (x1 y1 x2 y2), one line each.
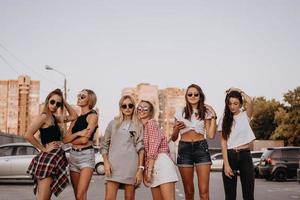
124 184 135 200
75 167 94 200
178 166 195 200
37 177 53 200
195 164 211 200
70 171 81 198
105 181 120 200
160 182 176 200
151 186 163 200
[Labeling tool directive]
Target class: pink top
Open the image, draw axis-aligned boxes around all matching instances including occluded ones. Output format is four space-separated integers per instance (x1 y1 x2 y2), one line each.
144 119 169 164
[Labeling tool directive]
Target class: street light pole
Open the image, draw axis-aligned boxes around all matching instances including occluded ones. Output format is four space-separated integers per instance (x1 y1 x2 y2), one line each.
45 65 67 101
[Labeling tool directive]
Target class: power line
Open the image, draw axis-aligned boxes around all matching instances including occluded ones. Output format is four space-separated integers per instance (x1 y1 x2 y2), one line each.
0 42 61 86
0 54 20 76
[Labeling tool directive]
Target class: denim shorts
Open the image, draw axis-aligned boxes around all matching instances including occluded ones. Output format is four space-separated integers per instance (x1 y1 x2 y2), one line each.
177 140 212 167
69 148 95 172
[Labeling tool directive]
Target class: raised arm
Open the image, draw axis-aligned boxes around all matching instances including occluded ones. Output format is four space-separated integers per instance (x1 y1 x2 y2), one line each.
228 87 253 119
55 100 78 123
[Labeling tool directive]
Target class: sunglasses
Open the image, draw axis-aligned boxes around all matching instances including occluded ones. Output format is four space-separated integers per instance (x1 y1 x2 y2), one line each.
121 103 134 109
187 93 199 97
137 106 149 112
49 99 62 108
77 94 87 100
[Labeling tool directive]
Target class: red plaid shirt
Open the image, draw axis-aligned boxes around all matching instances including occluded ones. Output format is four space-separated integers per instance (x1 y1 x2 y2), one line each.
144 119 169 163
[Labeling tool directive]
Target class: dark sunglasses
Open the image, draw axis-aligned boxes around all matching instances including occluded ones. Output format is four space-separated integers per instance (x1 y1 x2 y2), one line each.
121 103 134 109
187 93 199 97
49 99 62 108
77 94 87 100
137 106 149 112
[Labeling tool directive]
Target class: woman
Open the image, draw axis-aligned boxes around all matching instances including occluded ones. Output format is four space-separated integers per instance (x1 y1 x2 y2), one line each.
217 88 255 200
63 89 98 200
171 84 217 200
138 99 178 200
25 88 78 200
101 95 144 200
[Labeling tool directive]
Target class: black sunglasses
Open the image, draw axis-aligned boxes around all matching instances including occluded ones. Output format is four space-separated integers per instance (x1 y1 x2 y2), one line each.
49 99 62 108
121 103 134 109
77 94 87 100
187 93 199 97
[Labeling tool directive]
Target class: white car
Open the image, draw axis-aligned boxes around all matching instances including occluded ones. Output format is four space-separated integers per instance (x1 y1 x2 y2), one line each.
0 143 39 182
211 153 223 171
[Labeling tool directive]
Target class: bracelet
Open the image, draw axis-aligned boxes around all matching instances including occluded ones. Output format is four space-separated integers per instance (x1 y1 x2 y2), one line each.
211 115 217 120
138 166 145 171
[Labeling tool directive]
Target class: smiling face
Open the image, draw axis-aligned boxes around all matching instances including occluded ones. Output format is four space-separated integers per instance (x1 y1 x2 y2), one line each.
228 97 241 115
186 87 200 106
48 94 63 113
137 101 152 120
77 90 89 107
121 98 135 118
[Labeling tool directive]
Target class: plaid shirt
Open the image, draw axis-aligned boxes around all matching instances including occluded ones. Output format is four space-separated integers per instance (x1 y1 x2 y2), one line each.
144 119 169 164
27 147 69 197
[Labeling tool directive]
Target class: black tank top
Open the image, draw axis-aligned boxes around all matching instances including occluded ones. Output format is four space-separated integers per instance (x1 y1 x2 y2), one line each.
39 115 61 145
71 110 98 141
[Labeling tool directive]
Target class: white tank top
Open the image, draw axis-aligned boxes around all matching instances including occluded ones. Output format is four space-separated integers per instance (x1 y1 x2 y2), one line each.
217 111 255 149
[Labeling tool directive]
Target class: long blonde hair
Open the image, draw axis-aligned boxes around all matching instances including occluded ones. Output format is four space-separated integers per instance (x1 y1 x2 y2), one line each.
115 95 142 131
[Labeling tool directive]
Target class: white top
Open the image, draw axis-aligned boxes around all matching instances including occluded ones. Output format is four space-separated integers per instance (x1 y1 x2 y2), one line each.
175 107 213 137
217 111 256 149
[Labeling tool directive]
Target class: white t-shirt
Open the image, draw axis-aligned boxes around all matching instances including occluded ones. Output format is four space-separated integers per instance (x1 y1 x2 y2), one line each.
175 107 213 137
217 111 255 149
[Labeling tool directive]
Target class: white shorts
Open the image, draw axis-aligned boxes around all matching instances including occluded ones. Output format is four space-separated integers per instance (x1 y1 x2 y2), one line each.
151 153 178 187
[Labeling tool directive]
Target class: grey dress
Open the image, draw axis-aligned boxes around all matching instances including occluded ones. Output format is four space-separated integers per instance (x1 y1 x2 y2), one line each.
101 120 144 185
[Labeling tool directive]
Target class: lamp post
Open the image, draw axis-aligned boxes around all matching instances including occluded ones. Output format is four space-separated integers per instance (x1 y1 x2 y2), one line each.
45 65 67 101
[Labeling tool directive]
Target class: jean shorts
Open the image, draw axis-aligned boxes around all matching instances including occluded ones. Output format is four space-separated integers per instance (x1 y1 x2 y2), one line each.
177 140 212 167
69 148 95 172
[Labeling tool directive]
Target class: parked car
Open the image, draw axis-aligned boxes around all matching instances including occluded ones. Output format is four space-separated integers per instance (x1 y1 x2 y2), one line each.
258 147 300 181
211 150 264 176
64 146 105 175
211 153 223 171
0 143 39 182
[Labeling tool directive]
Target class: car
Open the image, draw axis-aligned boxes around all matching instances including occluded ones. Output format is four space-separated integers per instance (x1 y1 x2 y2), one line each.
0 142 39 182
258 147 300 181
211 153 223 171
64 146 105 175
251 151 264 178
211 151 264 176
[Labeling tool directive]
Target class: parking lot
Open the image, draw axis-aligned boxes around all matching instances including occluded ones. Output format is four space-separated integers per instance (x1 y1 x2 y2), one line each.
0 172 299 200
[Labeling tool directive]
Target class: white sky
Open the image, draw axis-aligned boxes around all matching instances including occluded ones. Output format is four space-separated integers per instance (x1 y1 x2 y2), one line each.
1 0 299 133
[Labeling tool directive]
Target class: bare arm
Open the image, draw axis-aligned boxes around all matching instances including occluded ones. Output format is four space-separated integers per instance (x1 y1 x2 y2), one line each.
24 114 47 152
55 100 78 123
171 119 185 141
205 104 217 139
221 133 234 178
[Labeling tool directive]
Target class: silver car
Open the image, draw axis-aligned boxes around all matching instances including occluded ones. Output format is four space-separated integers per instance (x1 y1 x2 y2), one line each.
0 143 39 182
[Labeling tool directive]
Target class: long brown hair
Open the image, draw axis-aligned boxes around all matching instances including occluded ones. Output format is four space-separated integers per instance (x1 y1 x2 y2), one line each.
183 84 206 120
222 91 243 140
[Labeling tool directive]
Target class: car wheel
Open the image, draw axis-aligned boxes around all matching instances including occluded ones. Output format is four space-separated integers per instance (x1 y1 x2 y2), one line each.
273 168 287 182
264 174 273 181
95 162 105 175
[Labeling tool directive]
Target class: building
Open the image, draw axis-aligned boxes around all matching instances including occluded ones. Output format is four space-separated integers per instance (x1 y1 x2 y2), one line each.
0 75 40 136
122 83 186 138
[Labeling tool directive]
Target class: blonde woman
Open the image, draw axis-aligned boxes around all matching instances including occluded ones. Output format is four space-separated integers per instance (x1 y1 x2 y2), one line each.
138 100 178 200
25 89 78 200
63 89 98 200
101 95 144 200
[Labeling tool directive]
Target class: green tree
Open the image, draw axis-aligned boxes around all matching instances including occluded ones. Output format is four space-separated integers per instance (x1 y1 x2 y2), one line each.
251 97 282 139
271 87 300 146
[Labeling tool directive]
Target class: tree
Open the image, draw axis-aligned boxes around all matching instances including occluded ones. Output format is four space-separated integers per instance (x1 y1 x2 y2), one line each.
271 87 300 146
251 97 282 140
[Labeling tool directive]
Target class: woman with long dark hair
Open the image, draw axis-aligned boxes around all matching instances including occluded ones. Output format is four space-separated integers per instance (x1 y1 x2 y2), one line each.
172 84 217 200
217 88 255 200
25 88 78 200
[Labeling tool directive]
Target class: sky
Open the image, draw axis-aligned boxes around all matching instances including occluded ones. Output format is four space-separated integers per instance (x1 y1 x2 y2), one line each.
0 0 299 133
